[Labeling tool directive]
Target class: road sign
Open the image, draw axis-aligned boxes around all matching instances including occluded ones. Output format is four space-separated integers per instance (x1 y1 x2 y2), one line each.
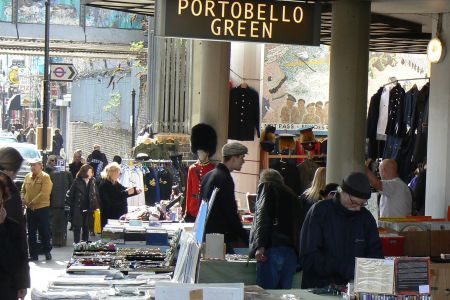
50 63 78 82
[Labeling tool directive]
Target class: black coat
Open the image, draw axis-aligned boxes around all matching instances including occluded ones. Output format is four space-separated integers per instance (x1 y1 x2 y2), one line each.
385 83 406 137
367 87 383 159
299 193 383 288
228 86 260 141
0 217 30 296
66 178 99 227
98 179 135 227
249 180 303 257
200 163 248 246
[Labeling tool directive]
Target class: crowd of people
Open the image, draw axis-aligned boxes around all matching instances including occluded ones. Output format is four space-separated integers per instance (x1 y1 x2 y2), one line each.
0 137 414 298
0 144 141 299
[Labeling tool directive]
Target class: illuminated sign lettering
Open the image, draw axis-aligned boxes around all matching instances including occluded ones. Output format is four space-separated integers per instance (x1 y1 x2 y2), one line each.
156 0 321 45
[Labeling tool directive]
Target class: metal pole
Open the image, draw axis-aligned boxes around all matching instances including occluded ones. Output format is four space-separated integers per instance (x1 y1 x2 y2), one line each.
131 89 136 148
1 89 5 130
42 0 50 163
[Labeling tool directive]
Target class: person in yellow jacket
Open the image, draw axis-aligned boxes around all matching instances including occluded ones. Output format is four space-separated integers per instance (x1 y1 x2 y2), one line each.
21 158 53 261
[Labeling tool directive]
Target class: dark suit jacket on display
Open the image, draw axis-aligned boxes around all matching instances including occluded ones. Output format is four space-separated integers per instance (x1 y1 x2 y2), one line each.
228 86 260 141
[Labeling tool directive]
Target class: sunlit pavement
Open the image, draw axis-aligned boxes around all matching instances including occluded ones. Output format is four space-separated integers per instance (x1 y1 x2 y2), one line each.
25 230 101 300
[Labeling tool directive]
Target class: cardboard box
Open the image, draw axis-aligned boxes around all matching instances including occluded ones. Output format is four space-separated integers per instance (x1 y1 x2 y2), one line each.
430 263 450 299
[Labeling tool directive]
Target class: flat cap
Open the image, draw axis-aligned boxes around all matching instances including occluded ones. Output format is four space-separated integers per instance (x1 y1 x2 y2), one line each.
222 142 248 157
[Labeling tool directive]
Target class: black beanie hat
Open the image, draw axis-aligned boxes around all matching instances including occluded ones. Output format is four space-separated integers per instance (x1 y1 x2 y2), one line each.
341 172 371 200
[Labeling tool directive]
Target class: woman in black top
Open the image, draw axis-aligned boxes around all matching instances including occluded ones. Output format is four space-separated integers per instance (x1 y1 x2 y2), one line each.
98 162 141 228
66 164 99 243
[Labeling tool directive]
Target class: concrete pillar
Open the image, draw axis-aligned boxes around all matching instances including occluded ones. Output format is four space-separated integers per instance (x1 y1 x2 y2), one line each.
191 40 230 160
326 0 371 183
425 14 450 218
229 42 264 208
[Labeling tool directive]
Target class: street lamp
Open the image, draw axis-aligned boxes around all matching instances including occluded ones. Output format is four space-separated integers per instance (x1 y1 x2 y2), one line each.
42 0 51 163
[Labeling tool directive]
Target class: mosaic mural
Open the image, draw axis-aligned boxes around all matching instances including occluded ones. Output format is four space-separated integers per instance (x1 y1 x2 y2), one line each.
18 0 80 25
85 7 143 29
262 44 429 129
0 0 13 22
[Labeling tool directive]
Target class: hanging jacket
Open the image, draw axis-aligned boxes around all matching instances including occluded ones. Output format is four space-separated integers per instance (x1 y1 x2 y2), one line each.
385 83 406 137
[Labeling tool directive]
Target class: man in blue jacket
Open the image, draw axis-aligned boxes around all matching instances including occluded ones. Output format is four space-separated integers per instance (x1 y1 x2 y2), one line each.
299 172 383 289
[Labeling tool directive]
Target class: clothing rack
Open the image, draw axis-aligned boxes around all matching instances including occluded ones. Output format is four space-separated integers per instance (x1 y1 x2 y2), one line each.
383 77 430 87
229 67 262 82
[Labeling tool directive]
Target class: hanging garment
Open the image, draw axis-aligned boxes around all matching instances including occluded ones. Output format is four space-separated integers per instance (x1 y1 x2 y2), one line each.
185 161 215 219
127 168 145 206
404 85 419 130
383 135 403 159
158 167 173 201
367 87 383 159
412 83 430 164
144 168 160 206
270 159 302 196
385 83 406 137
228 86 260 141
376 87 391 137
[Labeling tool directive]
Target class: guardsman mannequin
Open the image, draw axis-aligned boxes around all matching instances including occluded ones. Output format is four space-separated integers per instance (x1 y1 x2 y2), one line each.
184 123 217 222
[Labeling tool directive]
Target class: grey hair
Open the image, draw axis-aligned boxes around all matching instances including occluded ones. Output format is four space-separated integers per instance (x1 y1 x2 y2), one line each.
259 168 284 185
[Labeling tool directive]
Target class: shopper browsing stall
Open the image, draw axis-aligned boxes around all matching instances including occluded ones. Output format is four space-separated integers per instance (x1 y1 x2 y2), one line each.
299 172 383 289
249 169 303 289
66 164 100 243
98 162 142 228
201 142 249 253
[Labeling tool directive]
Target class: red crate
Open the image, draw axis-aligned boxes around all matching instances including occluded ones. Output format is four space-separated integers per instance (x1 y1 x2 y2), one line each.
380 235 405 256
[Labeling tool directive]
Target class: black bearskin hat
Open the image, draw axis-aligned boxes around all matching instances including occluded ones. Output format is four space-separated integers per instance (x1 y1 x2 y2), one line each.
190 123 217 156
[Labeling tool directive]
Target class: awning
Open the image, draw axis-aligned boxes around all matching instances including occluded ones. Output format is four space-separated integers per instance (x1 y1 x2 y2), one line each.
82 0 155 16
81 1 430 53
7 94 21 111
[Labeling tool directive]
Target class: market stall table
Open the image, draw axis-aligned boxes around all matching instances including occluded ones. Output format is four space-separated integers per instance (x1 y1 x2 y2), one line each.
197 259 302 288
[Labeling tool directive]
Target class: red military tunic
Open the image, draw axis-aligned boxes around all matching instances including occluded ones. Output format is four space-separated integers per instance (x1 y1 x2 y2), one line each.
185 161 215 219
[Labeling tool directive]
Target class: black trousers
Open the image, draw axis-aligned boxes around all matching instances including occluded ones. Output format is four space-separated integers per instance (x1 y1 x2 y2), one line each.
73 211 89 243
27 207 52 256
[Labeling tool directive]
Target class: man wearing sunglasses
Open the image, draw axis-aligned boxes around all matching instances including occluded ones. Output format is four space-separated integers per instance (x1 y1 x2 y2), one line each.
299 172 383 289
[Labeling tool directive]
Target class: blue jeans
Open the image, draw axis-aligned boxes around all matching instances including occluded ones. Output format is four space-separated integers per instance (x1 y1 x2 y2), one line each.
256 246 298 289
27 207 52 256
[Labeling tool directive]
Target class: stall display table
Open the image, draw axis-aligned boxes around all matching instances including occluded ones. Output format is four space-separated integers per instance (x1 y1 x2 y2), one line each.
197 259 302 288
259 290 341 300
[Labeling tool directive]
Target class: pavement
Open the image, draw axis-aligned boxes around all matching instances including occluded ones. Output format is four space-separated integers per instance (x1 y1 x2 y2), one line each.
25 229 101 300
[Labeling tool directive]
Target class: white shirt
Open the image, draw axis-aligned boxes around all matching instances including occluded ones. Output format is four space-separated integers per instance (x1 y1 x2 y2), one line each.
376 87 390 136
379 177 412 217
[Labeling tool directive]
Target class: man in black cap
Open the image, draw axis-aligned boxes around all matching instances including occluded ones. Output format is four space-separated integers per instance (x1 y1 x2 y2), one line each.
299 172 383 289
200 142 249 253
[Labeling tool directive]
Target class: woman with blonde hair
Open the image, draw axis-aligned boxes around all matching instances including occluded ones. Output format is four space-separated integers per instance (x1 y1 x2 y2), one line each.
97 162 142 227
299 167 326 218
